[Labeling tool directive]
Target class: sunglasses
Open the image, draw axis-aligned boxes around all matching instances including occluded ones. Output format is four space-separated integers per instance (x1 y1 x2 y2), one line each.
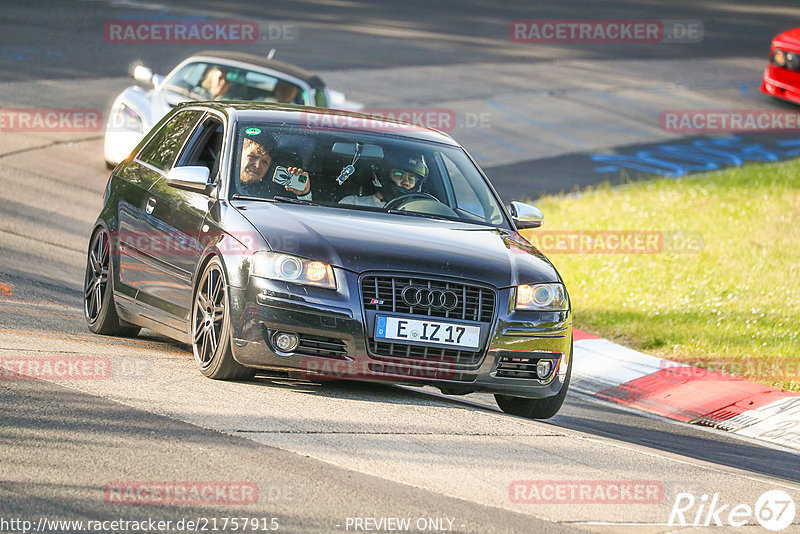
390 169 423 185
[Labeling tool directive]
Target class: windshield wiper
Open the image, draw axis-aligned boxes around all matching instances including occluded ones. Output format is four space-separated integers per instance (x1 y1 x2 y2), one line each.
231 194 319 206
231 194 272 202
386 209 452 222
272 195 319 206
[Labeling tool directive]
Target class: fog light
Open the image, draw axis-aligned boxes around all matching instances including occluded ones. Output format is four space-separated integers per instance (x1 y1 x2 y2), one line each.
536 359 553 379
273 331 299 352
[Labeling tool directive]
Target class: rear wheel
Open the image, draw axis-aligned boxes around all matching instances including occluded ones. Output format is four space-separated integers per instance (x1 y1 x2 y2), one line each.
495 342 572 419
192 256 255 381
84 228 141 337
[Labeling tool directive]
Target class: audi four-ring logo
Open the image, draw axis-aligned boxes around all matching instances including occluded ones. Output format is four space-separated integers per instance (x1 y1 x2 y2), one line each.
401 286 459 311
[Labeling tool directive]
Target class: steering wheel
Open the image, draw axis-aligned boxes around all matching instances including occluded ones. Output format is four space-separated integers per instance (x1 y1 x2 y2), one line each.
383 192 441 211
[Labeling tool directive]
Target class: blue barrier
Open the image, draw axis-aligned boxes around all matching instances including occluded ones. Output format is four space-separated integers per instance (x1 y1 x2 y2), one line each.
592 136 800 177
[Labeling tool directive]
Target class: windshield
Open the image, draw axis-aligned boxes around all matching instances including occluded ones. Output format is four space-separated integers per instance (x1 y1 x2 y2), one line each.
162 61 306 104
229 122 507 227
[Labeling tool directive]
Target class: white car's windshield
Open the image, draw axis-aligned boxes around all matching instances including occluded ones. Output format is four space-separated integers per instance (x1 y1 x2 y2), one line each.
163 61 305 104
229 122 507 227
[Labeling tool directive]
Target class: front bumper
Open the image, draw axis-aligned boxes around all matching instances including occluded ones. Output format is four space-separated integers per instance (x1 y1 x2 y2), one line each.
229 271 572 398
761 64 800 105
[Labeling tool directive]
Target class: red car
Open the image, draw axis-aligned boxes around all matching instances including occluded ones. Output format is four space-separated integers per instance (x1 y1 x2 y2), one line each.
761 27 800 105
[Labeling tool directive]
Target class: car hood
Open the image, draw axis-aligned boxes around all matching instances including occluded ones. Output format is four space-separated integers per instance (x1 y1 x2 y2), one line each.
118 85 190 130
236 202 560 288
773 28 800 51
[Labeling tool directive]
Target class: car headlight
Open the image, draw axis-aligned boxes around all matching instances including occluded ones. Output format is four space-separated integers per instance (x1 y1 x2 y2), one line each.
515 283 568 311
112 103 144 134
250 251 336 289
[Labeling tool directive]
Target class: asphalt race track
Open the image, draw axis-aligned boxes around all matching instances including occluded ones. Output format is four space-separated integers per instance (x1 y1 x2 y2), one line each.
1 1 799 532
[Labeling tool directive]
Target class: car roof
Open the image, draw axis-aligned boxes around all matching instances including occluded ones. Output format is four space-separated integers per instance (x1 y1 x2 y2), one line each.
187 102 460 146
188 50 325 89
772 28 800 50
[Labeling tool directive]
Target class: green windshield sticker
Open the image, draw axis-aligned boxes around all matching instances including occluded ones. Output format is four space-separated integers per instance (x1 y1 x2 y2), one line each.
245 127 261 135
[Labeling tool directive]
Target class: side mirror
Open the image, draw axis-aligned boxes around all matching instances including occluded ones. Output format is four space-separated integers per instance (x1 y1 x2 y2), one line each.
166 166 212 193
509 201 543 229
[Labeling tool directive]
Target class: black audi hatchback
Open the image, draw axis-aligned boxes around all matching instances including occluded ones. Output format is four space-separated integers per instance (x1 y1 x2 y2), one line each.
85 102 572 419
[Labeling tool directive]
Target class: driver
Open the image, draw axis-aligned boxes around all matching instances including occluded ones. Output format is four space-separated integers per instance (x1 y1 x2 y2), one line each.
273 80 300 103
195 66 233 100
339 152 428 208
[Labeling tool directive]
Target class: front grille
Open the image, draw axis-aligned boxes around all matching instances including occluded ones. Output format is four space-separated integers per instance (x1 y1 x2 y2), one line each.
362 276 495 323
496 353 556 379
297 334 348 360
370 341 483 367
361 275 496 370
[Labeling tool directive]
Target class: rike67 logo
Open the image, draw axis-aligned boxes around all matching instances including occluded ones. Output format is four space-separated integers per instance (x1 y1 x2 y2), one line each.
669 490 796 531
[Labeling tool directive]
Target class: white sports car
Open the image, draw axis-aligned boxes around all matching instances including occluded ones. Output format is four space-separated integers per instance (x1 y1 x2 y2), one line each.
104 50 358 167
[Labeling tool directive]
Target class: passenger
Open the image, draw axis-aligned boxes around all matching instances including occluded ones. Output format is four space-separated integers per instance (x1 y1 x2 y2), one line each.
339 152 428 208
237 135 312 199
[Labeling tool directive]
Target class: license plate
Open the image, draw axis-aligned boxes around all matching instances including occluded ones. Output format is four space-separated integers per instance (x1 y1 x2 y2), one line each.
374 316 480 349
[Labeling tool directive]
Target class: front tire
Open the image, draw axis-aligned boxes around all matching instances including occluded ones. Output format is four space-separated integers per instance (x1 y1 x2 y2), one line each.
192 256 255 381
84 228 141 337
495 341 572 419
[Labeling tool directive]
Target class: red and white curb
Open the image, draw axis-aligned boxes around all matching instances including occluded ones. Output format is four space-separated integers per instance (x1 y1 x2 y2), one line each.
571 329 800 451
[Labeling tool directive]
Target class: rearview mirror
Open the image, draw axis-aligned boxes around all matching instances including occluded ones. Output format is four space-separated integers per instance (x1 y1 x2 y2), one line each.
331 142 384 159
509 201 543 229
166 166 212 192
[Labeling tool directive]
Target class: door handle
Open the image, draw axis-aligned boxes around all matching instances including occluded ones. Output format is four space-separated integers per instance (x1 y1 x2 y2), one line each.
146 197 156 214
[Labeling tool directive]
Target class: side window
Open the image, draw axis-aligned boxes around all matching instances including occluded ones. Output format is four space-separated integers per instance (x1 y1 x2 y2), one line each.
441 154 486 219
177 116 225 181
137 110 203 171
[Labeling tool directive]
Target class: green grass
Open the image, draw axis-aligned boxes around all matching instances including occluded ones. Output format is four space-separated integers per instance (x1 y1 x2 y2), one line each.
520 160 800 391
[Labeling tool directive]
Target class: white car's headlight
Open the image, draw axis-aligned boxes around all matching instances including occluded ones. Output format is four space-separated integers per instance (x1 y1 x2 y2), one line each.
250 251 336 289
112 103 144 133
515 283 568 311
